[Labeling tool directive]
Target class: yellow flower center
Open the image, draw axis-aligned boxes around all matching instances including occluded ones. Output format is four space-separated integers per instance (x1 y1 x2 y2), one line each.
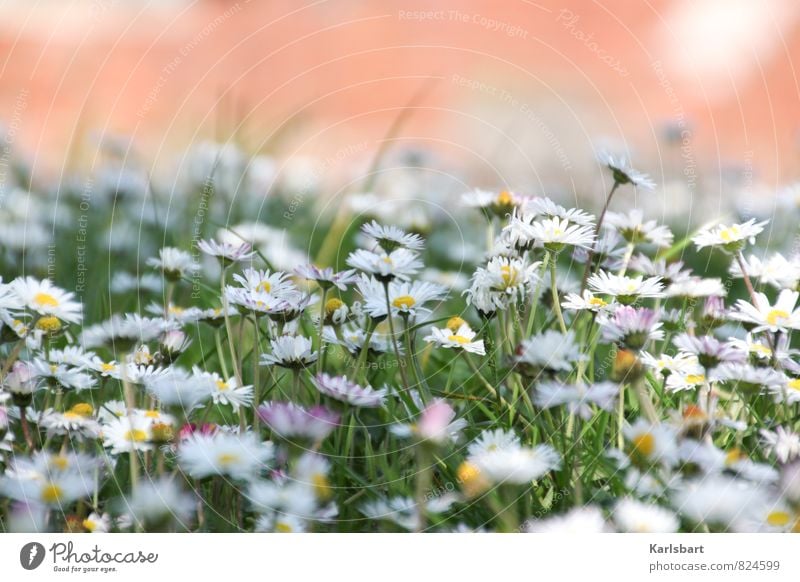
41 483 63 503
588 297 607 307
753 344 772 356
70 403 93 417
168 305 185 315
83 518 97 532
447 334 470 345
124 429 148 442
766 309 790 326
631 433 655 458
719 225 740 242
457 461 488 497
446 316 467 332
256 281 272 293
725 448 746 466
100 362 116 372
275 521 293 533
500 265 517 287
788 379 800 392
216 380 229 391
217 453 239 466
497 190 513 206
62 412 81 421
35 316 62 332
143 410 161 419
51 456 69 470
685 374 705 384
312 473 332 500
767 511 792 527
325 298 344 316
392 295 416 309
33 292 59 308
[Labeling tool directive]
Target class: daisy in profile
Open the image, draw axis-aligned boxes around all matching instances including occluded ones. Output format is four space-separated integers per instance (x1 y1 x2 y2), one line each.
522 196 596 226
260 335 318 369
672 333 744 370
82 512 111 533
597 150 656 190
534 380 619 420
257 401 340 441
527 216 595 253
197 370 254 412
514 329 584 374
473 255 538 303
197 238 257 265
613 498 679 533
361 220 425 252
710 363 784 396
294 264 358 290
39 404 101 439
561 289 612 313
346 248 423 282
461 188 521 217
124 477 195 530
146 247 196 281
526 506 609 533
761 427 800 463
424 322 485 355
0 461 96 508
10 276 83 324
730 289 800 333
730 253 800 290
640 351 700 377
231 267 296 298
599 306 664 350
664 275 726 298
603 209 673 247
178 432 272 481
312 373 387 408
588 270 664 305
692 218 769 253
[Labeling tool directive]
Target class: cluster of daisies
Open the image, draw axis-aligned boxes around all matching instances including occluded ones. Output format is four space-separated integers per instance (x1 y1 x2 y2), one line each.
1 148 800 534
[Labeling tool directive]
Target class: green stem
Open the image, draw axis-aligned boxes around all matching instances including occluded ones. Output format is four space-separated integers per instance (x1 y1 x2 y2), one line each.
550 258 567 333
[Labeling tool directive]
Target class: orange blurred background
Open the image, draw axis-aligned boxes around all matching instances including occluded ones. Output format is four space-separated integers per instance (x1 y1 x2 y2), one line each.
2 0 800 189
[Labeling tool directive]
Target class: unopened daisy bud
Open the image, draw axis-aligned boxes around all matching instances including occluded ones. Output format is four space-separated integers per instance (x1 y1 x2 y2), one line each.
151 422 175 444
324 298 348 325
446 316 467 332
35 315 63 335
612 349 644 383
160 329 191 359
457 461 490 498
69 402 94 417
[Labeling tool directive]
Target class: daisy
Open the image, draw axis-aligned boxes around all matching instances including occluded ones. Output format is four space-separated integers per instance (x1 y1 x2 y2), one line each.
588 270 664 304
623 419 678 467
671 475 771 532
561 289 612 313
772 374 800 404
672 333 745 369
526 506 609 533
391 399 466 444
534 381 619 420
639 351 699 377
125 477 195 529
521 196 596 226
527 216 595 252
514 329 585 374
39 406 101 439
613 498 679 533
231 267 296 298
0 464 95 508
361 220 425 252
257 401 340 441
146 247 196 281
598 150 656 190
424 323 485 355
470 441 560 485
144 368 214 410
260 335 318 369
730 253 800 290
730 289 800 332
761 427 800 463
599 306 664 350
628 255 692 284
178 432 272 481
80 314 176 349
358 276 447 320
604 209 673 247
294 264 358 290
665 276 726 298
201 371 254 412
692 218 769 253
102 414 154 454
461 188 521 217
727 332 774 362
472 255 538 303
82 512 111 533
312 373 387 408
346 248 423 282
197 238 257 264
359 495 458 531
10 277 83 324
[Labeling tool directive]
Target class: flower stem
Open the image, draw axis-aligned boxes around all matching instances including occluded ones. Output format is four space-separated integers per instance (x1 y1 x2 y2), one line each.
550 258 567 333
581 181 619 291
316 287 328 374
383 282 411 393
526 251 549 336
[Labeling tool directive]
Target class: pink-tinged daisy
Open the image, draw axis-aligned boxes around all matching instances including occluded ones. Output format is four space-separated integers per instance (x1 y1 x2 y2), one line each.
312 373 387 408
257 401 340 441
197 238 257 264
672 333 745 370
599 306 664 350
730 289 800 333
391 399 466 444
294 264 358 290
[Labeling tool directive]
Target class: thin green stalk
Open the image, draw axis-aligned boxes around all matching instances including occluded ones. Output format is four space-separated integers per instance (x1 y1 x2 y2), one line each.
550 258 567 333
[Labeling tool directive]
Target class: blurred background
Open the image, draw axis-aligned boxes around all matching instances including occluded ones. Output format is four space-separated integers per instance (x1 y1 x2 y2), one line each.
2 0 800 221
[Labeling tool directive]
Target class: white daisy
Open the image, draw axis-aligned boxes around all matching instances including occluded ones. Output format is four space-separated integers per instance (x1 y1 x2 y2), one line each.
346 248 423 282
312 374 387 408
598 150 656 190
424 323 485 355
514 329 585 374
197 238 257 264
613 498 679 532
146 247 196 280
692 218 769 253
102 414 154 454
761 427 800 463
561 289 612 313
260 335 318 369
534 381 619 420
178 432 272 480
361 220 425 251
527 216 595 252
604 209 673 247
10 277 83 324
623 419 678 467
730 289 800 332
588 270 664 304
